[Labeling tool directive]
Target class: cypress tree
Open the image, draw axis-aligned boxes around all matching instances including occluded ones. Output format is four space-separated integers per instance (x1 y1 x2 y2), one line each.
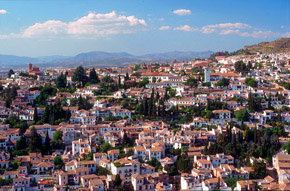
125 72 130 81
33 106 39 123
144 98 148 116
72 66 88 87
42 105 50 123
113 174 122 187
44 131 52 154
155 92 160 103
29 127 42 152
248 92 255 112
56 73 67 88
89 68 99 84
139 101 144 115
118 75 121 87
164 90 169 100
149 89 155 116
15 136 27 150
268 93 272 109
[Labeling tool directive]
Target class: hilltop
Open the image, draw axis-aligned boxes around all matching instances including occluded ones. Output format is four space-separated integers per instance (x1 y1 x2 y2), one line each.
243 38 290 54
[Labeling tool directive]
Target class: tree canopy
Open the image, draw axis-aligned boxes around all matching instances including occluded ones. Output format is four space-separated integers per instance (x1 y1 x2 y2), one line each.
245 77 258 88
72 66 88 87
215 78 230 87
235 109 249 122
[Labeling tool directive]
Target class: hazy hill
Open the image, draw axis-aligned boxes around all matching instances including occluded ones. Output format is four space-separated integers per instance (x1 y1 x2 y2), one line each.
0 50 213 69
243 38 290 54
67 51 135 62
0 54 38 66
141 51 213 59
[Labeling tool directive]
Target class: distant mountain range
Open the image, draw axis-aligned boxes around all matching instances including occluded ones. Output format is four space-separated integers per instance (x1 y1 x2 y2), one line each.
0 50 213 70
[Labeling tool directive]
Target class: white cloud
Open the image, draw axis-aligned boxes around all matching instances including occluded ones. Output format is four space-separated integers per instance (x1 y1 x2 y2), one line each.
22 20 67 38
159 25 171 30
169 22 288 39
174 25 197 32
219 29 241 35
201 23 251 34
17 11 147 38
172 9 191 16
0 9 7 14
219 29 290 38
239 30 290 38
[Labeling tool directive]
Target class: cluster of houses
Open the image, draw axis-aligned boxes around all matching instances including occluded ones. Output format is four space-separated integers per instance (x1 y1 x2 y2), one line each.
0 51 288 190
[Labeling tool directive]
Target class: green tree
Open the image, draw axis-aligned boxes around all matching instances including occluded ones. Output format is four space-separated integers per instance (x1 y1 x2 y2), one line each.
147 157 162 171
8 69 14 78
165 165 178 176
33 106 39 123
122 133 134 147
234 61 250 75
102 75 114 83
56 73 67 89
113 174 122 188
166 87 176 98
42 101 71 125
138 77 149 87
5 85 18 100
34 85 57 105
124 72 130 81
28 127 42 152
225 177 245 190
44 131 52 155
89 68 100 84
54 156 64 169
72 66 88 87
282 82 290 90
77 96 93 110
185 78 198 87
176 154 192 173
248 92 261 112
51 130 64 150
251 160 266 179
215 78 230 87
5 99 11 108
245 77 258 88
15 136 27 150
133 64 141 71
4 116 28 134
267 93 274 110
99 142 112 153
235 109 249 122
96 166 111 175
284 140 290 154
11 161 21 170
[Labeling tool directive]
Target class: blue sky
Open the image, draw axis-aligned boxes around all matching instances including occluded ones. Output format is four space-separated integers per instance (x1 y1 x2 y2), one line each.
0 0 289 57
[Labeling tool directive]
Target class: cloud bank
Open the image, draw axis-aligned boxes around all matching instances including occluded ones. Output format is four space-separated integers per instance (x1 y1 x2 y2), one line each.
3 11 147 39
160 22 290 39
1 11 288 40
172 9 191 15
159 25 171 30
0 9 7 14
174 25 197 32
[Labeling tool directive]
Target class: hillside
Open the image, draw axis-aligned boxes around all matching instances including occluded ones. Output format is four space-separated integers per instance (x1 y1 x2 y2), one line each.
243 38 290 54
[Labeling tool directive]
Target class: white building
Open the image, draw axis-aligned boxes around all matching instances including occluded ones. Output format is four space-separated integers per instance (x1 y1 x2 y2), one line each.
111 158 140 182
